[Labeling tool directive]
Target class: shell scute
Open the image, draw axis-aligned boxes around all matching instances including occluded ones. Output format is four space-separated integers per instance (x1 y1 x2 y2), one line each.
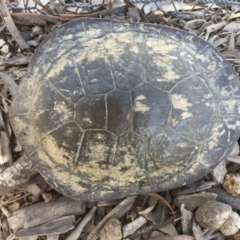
145 34 197 91
75 95 106 130
32 82 74 137
107 89 131 135
169 75 216 141
132 82 171 138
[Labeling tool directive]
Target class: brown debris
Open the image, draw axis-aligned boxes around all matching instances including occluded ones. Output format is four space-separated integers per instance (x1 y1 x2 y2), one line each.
8 196 87 231
66 207 97 240
15 215 75 238
0 0 29 49
87 196 136 240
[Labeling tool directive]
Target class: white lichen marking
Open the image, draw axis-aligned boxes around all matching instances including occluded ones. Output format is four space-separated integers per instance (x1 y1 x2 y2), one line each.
171 94 193 112
135 95 146 101
134 96 150 113
83 117 93 124
53 101 72 121
42 135 72 168
181 112 193 119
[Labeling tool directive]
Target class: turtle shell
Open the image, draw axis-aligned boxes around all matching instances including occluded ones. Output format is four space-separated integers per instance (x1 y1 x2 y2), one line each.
10 19 240 202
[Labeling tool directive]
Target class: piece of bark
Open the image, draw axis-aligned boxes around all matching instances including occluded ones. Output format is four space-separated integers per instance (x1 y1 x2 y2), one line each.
0 0 29 49
0 154 37 195
221 50 240 58
206 187 240 210
176 192 217 210
8 196 87 231
180 205 193 235
0 55 30 66
11 13 81 26
15 215 75 238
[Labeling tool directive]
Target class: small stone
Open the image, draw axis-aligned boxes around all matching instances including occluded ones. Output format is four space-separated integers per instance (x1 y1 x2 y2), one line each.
1 45 9 54
27 40 39 47
32 26 43 36
100 218 122 240
0 39 6 48
223 173 240 197
195 200 232 230
220 212 240 236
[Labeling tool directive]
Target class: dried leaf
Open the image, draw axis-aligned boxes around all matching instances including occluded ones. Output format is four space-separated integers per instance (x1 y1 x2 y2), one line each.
149 235 194 240
123 216 147 238
223 22 240 32
148 193 175 219
227 156 240 164
192 218 204 240
180 205 193 235
206 21 227 33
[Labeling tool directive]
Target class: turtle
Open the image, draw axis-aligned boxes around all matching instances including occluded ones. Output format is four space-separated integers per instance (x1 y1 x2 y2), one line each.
10 18 240 202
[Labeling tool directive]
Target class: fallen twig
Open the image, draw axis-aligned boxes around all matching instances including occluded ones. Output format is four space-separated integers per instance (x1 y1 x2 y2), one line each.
66 206 97 240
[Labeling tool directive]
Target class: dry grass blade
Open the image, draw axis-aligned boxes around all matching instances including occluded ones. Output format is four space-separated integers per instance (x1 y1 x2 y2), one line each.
0 0 28 49
148 193 176 219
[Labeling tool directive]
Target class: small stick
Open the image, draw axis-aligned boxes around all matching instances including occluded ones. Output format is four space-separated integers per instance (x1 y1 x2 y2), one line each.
66 206 97 240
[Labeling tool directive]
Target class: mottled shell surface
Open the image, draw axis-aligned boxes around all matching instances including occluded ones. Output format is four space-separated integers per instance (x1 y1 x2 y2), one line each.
10 19 240 202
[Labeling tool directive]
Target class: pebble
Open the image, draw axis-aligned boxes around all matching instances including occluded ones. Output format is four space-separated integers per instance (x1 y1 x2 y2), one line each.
223 173 240 197
1 45 9 54
0 39 6 48
32 26 43 37
100 218 122 240
27 40 39 47
195 200 232 230
220 212 240 236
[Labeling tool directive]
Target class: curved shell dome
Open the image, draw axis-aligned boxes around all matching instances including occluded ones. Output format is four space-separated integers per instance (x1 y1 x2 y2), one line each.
10 19 240 202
